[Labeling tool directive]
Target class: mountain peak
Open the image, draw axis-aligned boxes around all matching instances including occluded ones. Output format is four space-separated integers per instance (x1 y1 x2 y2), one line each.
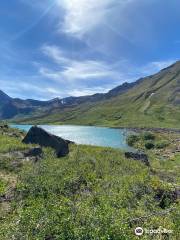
0 90 11 102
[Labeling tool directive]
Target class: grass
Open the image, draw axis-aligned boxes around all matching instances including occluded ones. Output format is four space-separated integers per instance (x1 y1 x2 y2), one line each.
0 127 179 239
0 135 29 153
12 69 180 129
14 100 180 129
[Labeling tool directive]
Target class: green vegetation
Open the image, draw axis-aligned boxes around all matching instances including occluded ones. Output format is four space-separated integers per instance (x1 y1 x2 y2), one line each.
127 131 171 150
13 62 180 129
143 132 155 141
155 140 170 149
0 127 179 239
0 135 28 153
126 134 140 146
0 179 6 196
145 141 155 150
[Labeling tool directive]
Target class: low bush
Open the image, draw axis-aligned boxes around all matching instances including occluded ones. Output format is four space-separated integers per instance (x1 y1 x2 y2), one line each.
145 141 155 149
143 132 155 141
126 134 140 146
0 179 6 196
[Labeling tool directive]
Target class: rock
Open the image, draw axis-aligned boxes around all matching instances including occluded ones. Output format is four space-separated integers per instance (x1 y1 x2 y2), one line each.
22 126 70 157
125 152 150 166
7 132 19 138
55 135 74 144
175 188 180 199
24 147 43 161
155 188 180 209
1 147 43 161
0 124 9 129
2 151 24 159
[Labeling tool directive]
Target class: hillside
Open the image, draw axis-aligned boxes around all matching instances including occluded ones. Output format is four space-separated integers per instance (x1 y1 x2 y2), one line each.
16 61 180 128
0 126 179 239
0 82 138 121
0 91 64 120
0 61 180 128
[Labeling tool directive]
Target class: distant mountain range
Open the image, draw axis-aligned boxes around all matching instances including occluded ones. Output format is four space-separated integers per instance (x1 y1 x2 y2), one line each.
0 61 180 128
0 79 139 120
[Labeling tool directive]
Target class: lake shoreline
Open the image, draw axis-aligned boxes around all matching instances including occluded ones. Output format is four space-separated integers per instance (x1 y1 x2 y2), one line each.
10 122 180 134
113 126 180 134
11 124 134 150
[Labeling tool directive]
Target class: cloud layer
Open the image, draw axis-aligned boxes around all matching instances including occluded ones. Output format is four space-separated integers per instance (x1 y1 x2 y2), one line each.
57 0 118 37
40 45 120 83
0 0 179 99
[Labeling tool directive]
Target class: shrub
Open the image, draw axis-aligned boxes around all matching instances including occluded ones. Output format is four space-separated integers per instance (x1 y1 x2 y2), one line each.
126 134 140 146
0 179 6 196
145 141 155 149
156 140 169 149
143 132 155 141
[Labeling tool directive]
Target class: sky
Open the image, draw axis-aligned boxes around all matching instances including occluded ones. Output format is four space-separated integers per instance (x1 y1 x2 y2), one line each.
1 0 180 100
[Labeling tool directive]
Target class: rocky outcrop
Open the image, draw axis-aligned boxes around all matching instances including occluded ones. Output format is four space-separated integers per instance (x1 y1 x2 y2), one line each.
155 188 180 209
22 126 70 157
0 147 43 163
125 152 150 166
0 124 25 139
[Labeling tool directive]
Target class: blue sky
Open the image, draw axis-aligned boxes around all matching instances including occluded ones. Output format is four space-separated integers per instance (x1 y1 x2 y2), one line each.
1 0 180 100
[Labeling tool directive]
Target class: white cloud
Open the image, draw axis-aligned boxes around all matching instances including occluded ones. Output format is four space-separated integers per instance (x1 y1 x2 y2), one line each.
40 45 119 82
0 76 66 100
68 86 111 97
139 60 177 76
41 45 69 64
150 60 176 70
38 46 177 98
56 0 130 37
62 60 119 80
20 0 137 40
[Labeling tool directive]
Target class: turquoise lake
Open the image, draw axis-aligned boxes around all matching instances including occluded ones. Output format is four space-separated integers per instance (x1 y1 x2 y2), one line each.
11 125 133 151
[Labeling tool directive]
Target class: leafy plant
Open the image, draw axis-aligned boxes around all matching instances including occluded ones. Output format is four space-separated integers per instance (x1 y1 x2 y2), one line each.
126 134 140 146
143 132 155 141
0 179 6 196
145 141 155 149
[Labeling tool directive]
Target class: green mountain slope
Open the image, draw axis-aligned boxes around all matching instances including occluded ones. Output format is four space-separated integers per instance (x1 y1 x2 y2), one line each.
17 61 180 128
0 82 138 120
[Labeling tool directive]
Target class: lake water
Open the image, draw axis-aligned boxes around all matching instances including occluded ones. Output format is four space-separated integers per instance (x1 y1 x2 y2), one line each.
11 124 133 151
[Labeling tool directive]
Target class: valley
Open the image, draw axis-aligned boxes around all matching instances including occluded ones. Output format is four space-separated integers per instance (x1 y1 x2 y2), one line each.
0 61 180 129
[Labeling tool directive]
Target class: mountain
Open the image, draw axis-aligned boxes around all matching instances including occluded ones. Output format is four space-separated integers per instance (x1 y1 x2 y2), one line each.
1 61 180 128
0 90 11 103
0 80 140 120
0 94 63 119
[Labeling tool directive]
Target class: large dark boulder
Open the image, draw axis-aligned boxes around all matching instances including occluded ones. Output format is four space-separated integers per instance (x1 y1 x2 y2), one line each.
125 152 150 166
22 126 70 157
